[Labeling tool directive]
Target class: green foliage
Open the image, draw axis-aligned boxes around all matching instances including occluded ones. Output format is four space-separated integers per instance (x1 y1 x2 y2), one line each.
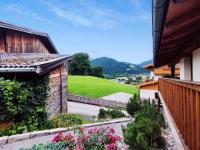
123 101 166 150
0 122 26 137
126 94 141 117
68 75 139 98
19 141 69 150
135 101 166 128
51 113 83 128
0 76 50 136
51 113 92 128
68 53 104 78
69 53 91 75
98 108 126 119
90 66 104 78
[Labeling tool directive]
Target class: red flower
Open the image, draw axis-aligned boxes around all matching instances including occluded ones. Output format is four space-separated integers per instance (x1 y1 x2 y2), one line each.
52 132 62 142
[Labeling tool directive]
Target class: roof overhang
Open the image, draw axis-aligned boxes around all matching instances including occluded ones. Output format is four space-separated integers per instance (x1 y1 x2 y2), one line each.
153 0 200 67
0 54 73 75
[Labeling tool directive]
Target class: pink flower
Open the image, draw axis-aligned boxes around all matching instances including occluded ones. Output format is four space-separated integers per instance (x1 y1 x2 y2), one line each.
77 136 83 143
63 132 74 142
52 132 62 142
85 135 90 141
110 135 117 143
107 143 117 150
109 127 115 134
78 127 84 132
76 146 85 150
88 128 94 134
116 136 122 141
99 138 104 144
97 127 105 134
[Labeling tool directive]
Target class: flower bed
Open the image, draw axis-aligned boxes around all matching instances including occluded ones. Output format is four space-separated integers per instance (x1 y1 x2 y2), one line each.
21 127 122 150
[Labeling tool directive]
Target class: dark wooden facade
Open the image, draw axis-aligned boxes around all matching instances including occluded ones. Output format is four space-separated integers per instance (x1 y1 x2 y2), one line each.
0 29 49 53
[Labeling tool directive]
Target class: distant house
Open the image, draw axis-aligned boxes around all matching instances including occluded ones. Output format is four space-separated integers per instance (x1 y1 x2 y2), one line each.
0 21 72 118
113 77 128 84
139 64 180 90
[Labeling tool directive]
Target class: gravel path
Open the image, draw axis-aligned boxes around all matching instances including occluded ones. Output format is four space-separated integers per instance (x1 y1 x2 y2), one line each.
161 116 177 150
1 121 130 150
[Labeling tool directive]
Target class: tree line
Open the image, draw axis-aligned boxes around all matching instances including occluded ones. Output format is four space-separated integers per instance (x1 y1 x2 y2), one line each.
68 53 104 78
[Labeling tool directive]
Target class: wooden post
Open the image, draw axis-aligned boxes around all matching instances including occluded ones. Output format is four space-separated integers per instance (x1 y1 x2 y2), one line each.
171 65 175 78
59 66 63 113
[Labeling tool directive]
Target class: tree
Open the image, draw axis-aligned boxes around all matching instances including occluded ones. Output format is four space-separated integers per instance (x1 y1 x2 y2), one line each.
68 53 91 75
90 66 104 78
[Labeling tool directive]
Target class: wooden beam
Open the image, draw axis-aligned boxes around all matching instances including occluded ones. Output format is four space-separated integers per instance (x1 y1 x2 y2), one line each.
166 7 200 29
172 0 188 4
169 43 197 65
163 21 200 44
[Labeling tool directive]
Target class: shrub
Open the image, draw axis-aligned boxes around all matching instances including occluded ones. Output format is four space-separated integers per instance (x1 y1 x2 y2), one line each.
51 113 92 128
51 113 83 128
123 101 166 150
135 101 166 128
124 117 165 150
98 108 126 119
19 141 69 150
126 94 141 117
0 76 50 136
0 122 26 137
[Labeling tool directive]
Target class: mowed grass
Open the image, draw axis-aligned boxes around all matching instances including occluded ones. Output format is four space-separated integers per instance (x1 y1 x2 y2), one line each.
68 75 139 98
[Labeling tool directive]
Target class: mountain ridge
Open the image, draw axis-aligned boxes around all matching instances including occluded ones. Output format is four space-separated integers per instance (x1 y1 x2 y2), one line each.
91 57 150 75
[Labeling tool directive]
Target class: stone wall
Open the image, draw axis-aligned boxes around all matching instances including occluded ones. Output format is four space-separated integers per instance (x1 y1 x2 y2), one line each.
67 93 126 109
46 64 68 119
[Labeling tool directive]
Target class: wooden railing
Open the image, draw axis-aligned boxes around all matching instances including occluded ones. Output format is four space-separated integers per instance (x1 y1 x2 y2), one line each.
159 78 200 150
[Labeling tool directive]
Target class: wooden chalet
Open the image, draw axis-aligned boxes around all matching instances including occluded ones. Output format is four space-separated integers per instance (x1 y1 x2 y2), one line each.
153 0 200 149
139 64 179 90
0 21 72 118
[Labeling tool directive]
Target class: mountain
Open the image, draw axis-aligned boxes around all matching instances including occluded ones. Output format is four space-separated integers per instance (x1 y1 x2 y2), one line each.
91 57 149 75
138 59 153 67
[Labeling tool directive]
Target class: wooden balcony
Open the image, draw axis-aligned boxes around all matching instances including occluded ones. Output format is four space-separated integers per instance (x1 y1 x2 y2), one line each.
159 78 200 150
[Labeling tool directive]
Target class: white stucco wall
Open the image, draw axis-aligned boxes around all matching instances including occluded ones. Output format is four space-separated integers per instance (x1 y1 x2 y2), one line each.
193 48 200 81
180 57 191 80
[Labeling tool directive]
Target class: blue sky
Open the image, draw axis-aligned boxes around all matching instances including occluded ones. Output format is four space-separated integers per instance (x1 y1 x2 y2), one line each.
0 0 152 64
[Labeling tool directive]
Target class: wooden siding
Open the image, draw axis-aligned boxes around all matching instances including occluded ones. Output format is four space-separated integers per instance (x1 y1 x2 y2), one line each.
159 78 200 150
47 64 68 119
0 29 49 53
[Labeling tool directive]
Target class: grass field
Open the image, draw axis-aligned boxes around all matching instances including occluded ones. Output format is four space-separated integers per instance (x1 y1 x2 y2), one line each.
68 75 139 98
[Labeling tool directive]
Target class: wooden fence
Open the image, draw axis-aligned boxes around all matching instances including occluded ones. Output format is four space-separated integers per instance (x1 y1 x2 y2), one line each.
159 78 200 150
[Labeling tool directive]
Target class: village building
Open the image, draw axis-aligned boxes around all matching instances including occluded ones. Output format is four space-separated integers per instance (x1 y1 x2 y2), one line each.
139 64 180 90
153 0 200 149
0 21 72 118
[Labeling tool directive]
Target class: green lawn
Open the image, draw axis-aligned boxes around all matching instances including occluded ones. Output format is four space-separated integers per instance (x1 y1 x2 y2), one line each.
68 75 139 98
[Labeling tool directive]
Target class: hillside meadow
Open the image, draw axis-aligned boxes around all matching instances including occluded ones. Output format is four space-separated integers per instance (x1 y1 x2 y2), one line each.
68 75 139 98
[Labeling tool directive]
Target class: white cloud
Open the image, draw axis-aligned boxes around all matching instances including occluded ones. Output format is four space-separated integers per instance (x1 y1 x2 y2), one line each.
130 0 151 22
42 1 122 30
5 3 56 25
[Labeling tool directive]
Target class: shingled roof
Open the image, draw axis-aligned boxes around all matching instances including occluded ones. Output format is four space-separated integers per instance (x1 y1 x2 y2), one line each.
0 20 58 54
0 53 72 75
